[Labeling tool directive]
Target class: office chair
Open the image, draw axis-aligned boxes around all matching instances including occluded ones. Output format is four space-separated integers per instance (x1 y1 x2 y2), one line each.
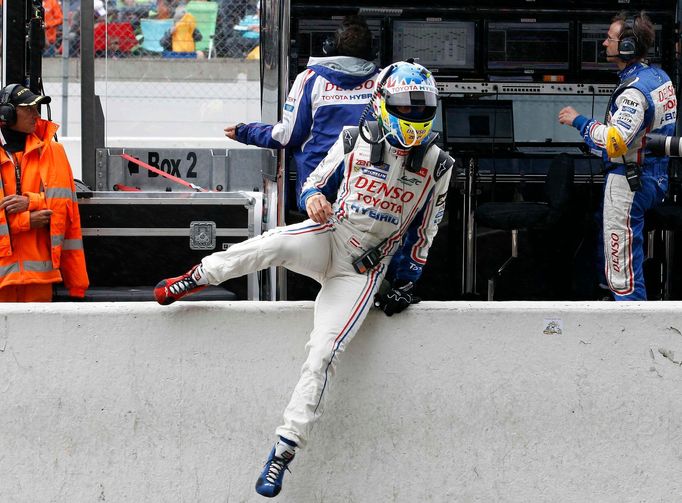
476 153 575 300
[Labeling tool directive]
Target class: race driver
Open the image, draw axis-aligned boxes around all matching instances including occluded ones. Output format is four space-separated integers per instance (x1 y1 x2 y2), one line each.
154 61 454 497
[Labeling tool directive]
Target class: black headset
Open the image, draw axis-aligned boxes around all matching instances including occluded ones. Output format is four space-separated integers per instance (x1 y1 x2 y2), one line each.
322 26 343 57
0 83 20 127
618 15 640 61
322 19 374 60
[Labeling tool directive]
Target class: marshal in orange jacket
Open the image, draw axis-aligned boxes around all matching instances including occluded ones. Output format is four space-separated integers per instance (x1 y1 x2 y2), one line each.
42 0 63 46
0 118 89 298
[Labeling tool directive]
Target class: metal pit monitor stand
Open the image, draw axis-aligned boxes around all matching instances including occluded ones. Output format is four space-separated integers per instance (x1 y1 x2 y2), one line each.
461 156 478 297
444 97 516 298
448 105 514 298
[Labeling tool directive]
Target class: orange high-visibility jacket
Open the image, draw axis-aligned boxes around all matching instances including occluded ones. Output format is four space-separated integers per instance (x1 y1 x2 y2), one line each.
0 118 89 297
42 0 63 46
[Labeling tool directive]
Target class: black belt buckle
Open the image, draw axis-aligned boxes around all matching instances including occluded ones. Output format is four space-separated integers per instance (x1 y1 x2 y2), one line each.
352 247 382 274
625 163 642 192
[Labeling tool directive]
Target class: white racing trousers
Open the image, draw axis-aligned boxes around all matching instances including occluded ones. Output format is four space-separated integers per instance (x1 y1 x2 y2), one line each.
201 219 388 448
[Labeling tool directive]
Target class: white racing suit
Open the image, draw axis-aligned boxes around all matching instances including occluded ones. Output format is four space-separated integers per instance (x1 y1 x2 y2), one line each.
201 127 453 446
571 62 676 300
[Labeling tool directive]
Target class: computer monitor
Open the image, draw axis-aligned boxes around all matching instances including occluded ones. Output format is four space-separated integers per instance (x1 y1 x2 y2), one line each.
392 20 476 71
444 99 514 149
487 22 570 71
580 23 663 70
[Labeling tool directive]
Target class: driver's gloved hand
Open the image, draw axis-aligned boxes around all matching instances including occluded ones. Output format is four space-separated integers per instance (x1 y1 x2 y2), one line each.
374 279 421 317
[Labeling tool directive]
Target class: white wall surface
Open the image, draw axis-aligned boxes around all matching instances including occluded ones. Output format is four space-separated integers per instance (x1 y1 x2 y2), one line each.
1 301 682 503
43 80 261 139
43 60 262 180
50 79 261 180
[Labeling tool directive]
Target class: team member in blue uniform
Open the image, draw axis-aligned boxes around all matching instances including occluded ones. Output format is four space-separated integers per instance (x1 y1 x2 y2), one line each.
224 15 379 208
559 11 676 300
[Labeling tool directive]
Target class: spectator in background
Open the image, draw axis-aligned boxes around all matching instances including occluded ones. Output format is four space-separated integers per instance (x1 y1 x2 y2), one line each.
104 34 127 58
117 0 152 30
94 0 107 19
149 0 173 19
213 0 250 57
0 85 88 301
224 15 377 210
160 3 203 57
229 0 259 58
118 0 152 10
64 0 108 57
43 0 64 56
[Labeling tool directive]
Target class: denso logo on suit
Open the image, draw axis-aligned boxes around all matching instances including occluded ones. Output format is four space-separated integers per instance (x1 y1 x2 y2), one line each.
354 176 415 203
324 81 376 92
653 83 677 126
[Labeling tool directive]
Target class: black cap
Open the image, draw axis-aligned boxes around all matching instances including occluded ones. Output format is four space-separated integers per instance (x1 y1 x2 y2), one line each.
10 85 51 107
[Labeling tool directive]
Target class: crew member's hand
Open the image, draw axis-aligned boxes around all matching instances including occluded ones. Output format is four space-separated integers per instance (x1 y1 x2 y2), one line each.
0 194 30 214
224 124 238 140
29 209 53 228
306 193 333 223
558 106 579 126
374 280 421 317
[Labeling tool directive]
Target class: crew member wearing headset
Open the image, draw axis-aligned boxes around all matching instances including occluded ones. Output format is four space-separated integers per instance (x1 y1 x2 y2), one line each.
558 11 676 300
155 61 453 497
0 84 88 302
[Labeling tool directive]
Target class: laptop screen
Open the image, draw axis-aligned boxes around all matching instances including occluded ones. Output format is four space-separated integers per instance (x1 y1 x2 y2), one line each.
444 99 514 147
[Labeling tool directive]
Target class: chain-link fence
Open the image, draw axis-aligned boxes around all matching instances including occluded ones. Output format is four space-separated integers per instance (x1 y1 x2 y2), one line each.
1 0 262 139
59 0 260 60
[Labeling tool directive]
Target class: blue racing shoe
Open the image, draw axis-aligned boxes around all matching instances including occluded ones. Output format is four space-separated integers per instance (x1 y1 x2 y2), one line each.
255 440 296 498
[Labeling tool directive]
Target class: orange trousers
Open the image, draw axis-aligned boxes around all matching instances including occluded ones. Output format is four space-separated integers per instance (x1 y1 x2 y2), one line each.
0 283 53 302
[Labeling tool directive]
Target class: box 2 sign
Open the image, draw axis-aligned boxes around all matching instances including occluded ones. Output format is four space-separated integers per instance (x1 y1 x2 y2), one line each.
98 147 274 193
123 149 215 191
127 151 199 179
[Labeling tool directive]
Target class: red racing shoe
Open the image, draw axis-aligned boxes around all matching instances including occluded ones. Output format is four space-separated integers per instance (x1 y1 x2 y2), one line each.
154 264 208 305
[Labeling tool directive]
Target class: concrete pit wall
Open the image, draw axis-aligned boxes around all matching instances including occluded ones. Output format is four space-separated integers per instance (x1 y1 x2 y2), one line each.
1 301 682 503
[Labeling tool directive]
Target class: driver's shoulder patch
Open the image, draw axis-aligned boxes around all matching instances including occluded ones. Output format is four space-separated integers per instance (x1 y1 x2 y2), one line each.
434 149 455 181
342 127 360 154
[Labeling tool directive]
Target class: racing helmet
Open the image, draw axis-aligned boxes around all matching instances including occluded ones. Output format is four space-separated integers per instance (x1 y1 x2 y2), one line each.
373 61 439 148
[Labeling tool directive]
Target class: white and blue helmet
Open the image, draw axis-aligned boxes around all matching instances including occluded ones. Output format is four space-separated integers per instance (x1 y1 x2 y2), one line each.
373 61 439 148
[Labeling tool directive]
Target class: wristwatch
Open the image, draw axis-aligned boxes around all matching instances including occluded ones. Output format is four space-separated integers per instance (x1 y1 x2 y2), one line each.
235 122 246 135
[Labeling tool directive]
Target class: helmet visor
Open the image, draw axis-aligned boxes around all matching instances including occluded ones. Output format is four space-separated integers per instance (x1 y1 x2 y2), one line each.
385 91 438 121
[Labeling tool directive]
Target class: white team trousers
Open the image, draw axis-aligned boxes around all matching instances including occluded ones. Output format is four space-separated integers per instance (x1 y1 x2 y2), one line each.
201 219 388 448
